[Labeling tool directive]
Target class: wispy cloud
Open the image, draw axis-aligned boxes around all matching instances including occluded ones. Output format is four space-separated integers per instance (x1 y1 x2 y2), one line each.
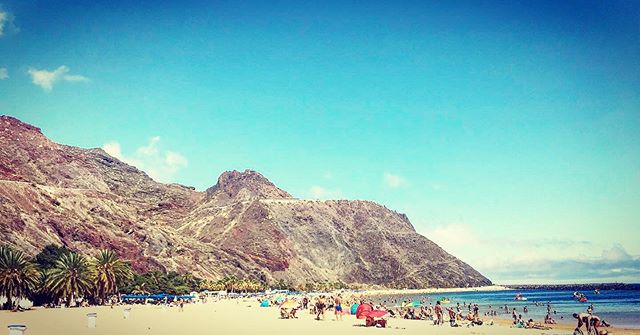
323 171 335 181
0 9 17 37
0 67 7 80
309 186 342 199
102 136 188 183
420 223 640 284
384 172 408 188
27 66 89 91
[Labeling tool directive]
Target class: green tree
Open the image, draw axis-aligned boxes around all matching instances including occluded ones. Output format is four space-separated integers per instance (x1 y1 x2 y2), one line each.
92 250 133 303
0 246 40 310
45 253 94 306
33 244 72 270
130 282 150 295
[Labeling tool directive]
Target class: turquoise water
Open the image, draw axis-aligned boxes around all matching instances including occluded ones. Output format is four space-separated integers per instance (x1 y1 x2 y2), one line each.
372 289 640 328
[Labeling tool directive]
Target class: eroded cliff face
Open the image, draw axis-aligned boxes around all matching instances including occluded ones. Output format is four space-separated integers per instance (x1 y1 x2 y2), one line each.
0 115 491 288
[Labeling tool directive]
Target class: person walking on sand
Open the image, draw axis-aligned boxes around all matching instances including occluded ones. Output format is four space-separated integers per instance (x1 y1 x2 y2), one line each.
434 301 444 325
316 296 326 321
334 294 343 321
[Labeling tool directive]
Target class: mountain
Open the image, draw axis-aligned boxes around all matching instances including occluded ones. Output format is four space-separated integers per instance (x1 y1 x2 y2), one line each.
0 115 491 288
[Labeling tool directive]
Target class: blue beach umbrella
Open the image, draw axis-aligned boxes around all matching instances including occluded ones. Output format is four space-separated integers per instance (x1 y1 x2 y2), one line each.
260 300 270 307
350 303 359 315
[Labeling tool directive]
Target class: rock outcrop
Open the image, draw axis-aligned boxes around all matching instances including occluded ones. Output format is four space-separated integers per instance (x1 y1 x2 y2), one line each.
0 115 491 288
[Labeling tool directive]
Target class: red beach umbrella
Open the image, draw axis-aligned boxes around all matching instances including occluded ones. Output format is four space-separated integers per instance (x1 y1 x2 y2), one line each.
364 310 389 318
355 304 373 319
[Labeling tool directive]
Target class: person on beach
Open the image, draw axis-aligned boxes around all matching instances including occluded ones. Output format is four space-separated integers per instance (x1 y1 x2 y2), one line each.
573 312 610 334
434 301 443 325
334 294 343 321
446 307 459 327
525 318 551 330
315 296 326 320
512 308 518 323
426 303 434 320
545 312 556 324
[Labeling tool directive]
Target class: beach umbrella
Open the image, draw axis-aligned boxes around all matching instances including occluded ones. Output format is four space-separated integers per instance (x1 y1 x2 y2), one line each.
350 304 359 315
281 300 297 309
275 296 284 303
260 300 270 307
402 300 421 308
363 310 389 318
355 304 373 319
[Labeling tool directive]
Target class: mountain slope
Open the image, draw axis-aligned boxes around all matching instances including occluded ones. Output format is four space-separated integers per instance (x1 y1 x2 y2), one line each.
0 115 491 288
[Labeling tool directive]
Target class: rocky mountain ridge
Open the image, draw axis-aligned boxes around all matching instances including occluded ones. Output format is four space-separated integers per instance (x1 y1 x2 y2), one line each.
0 115 491 288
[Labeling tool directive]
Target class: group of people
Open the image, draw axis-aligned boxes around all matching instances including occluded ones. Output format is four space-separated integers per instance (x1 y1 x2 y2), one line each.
573 304 612 335
264 292 615 334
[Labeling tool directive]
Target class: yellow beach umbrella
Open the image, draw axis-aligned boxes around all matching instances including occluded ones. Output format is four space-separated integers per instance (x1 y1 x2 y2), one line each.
281 300 298 309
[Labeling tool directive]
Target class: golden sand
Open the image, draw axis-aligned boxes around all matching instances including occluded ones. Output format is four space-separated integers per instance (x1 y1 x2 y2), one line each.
2 298 639 335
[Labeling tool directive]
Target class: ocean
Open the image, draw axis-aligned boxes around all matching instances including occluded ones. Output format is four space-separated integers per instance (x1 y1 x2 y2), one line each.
371 289 640 328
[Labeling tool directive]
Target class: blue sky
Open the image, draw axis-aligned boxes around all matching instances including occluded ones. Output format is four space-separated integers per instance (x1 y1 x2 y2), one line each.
1 0 639 283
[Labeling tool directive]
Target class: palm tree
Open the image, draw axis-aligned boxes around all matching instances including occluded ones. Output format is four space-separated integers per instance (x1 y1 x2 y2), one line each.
0 246 39 310
131 282 150 295
179 273 199 290
45 253 94 307
92 250 132 302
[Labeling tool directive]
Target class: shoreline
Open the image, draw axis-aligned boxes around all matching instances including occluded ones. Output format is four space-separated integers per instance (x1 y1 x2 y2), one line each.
363 285 511 296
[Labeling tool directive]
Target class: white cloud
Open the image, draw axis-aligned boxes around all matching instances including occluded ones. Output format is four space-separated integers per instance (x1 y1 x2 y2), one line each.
0 10 10 37
136 136 160 156
0 9 18 36
102 142 123 160
309 186 342 199
0 67 7 80
602 244 632 262
419 223 640 284
27 66 89 91
63 74 89 82
102 136 188 183
165 151 188 168
384 172 408 188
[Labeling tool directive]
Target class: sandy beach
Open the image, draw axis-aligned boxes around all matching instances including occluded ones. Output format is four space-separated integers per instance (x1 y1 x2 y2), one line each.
2 297 638 335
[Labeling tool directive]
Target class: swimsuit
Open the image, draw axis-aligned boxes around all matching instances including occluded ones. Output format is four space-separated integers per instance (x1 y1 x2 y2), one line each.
335 305 342 312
